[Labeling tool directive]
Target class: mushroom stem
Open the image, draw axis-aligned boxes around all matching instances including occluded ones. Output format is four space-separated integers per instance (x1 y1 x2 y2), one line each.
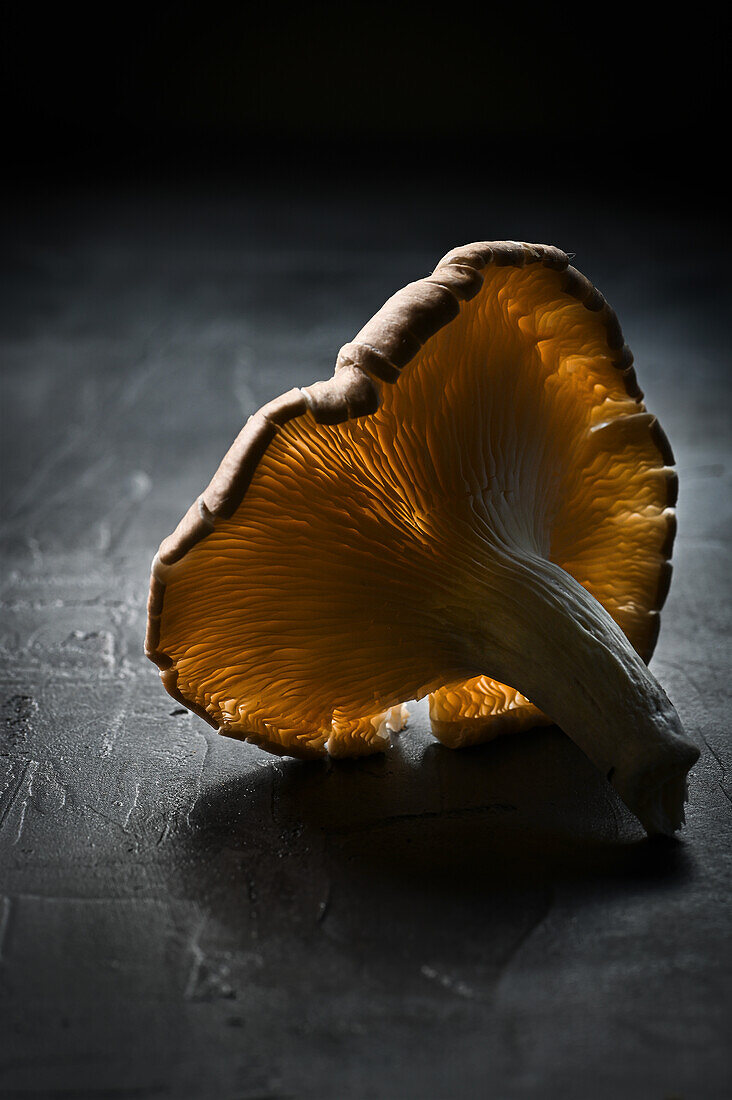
454 549 699 835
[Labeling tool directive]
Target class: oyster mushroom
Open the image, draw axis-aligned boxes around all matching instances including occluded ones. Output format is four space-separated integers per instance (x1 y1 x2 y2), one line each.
146 241 699 835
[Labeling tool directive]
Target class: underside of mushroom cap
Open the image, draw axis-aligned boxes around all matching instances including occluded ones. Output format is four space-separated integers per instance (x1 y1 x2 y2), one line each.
146 241 697 833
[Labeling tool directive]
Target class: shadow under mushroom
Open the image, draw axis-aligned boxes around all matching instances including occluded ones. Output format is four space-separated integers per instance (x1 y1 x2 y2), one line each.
172 718 694 1003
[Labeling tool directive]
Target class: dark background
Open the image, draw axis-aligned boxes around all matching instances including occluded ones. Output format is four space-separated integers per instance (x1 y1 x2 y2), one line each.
1 7 730 1100
2 4 729 206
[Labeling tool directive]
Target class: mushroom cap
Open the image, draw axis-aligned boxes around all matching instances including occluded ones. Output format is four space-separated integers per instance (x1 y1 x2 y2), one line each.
146 242 676 759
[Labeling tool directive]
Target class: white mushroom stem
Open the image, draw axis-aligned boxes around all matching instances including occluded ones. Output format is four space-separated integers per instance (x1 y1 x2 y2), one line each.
448 548 699 835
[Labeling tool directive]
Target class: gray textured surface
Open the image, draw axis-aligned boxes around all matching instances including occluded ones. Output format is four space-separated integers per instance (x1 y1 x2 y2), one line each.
1 187 730 1099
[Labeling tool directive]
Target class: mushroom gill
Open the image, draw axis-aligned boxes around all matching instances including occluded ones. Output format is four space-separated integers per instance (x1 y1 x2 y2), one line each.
146 241 699 835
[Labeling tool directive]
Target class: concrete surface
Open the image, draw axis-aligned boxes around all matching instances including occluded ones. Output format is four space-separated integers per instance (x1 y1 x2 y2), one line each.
0 184 730 1099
